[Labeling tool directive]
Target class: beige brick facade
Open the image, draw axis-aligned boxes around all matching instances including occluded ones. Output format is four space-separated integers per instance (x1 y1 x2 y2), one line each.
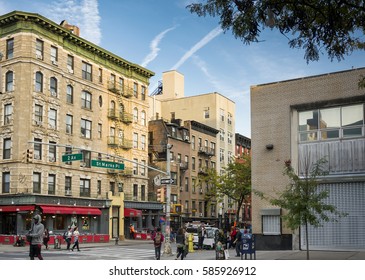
251 68 365 249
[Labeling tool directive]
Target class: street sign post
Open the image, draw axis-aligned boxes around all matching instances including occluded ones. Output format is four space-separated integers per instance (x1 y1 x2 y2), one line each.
160 177 175 184
62 153 83 162
91 160 124 170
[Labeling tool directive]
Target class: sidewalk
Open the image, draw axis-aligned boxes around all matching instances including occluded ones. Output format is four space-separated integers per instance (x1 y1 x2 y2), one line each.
2 239 365 260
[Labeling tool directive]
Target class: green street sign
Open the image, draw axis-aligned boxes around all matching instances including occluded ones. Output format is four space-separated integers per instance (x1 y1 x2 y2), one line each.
62 153 83 162
91 160 124 170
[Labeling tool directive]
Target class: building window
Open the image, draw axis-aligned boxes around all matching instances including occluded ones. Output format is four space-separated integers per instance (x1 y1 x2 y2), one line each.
5 71 13 92
141 111 146 126
228 132 233 144
48 174 56 195
97 180 101 195
141 86 146 100
33 172 41 193
66 85 73 103
192 157 196 170
133 82 138 98
3 138 11 159
141 135 146 150
36 39 43 59
34 138 42 160
50 77 58 97
6 38 14 59
110 74 115 87
262 215 281 235
133 107 138 122
4 104 12 125
34 104 43 125
118 77 124 91
191 136 195 150
81 150 91 167
48 108 57 129
67 55 74 72
228 112 232 125
98 123 102 139
220 108 225 121
65 176 72 195
82 61 92 81
133 133 138 149
2 172 10 193
204 107 209 118
133 158 138 175
185 177 189 192
98 68 103 83
49 141 56 162
118 182 123 193
81 91 92 109
64 146 72 166
141 185 146 200
66 114 73 134
35 71 43 92
133 184 138 199
220 129 225 141
220 149 224 162
50 46 58 64
141 160 146 176
81 119 92 139
80 178 90 197
299 104 365 141
109 182 115 196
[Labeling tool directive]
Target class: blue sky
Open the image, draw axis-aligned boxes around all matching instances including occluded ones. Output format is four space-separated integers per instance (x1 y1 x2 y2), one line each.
1 0 364 137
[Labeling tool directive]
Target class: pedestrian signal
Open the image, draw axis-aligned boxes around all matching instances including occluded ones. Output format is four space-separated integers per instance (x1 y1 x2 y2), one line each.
157 187 165 203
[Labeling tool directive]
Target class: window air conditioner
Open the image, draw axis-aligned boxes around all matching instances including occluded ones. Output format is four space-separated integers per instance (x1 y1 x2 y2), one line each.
50 90 57 97
36 54 43 60
80 162 86 167
34 154 41 160
184 136 190 141
199 213 203 217
51 60 58 66
65 190 72 196
67 67 74 74
35 120 42 126
49 157 56 162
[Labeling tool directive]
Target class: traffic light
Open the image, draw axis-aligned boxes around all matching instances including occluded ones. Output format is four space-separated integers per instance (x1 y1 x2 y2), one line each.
26 149 33 163
172 204 182 214
157 187 165 203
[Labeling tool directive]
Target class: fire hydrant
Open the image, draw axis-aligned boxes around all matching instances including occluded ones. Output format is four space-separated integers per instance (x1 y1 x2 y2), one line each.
188 233 194 253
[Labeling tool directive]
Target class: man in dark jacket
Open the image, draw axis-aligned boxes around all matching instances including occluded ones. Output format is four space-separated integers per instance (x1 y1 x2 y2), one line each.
234 227 242 257
27 214 44 260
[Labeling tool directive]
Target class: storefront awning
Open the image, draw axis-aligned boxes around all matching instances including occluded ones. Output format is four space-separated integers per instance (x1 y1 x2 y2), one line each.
40 205 102 216
124 208 142 217
0 205 35 212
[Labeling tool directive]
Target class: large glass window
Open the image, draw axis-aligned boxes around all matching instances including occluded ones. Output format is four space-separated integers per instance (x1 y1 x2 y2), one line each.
299 104 364 141
4 104 12 125
81 119 92 138
262 215 281 235
36 39 43 59
6 38 14 59
2 172 10 193
33 172 41 193
48 108 57 129
81 91 92 109
67 85 73 103
80 178 90 197
48 174 56 194
35 72 43 92
3 138 11 159
6 71 13 92
82 61 92 81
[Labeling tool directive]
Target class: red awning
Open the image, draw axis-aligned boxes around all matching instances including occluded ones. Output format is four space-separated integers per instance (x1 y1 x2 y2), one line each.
124 208 142 217
40 205 101 216
0 205 35 212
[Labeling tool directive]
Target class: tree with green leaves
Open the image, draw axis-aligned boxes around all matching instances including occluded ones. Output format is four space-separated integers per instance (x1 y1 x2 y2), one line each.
219 155 251 224
187 0 365 86
255 158 346 260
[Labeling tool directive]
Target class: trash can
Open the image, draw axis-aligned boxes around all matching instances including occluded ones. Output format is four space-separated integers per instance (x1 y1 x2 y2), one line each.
240 234 255 260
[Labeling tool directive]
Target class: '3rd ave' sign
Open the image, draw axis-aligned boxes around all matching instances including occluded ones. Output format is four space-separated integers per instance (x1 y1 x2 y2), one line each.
91 160 124 170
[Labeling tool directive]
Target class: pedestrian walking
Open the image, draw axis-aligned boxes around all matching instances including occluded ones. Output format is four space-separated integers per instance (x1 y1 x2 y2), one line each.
43 228 50 250
183 227 189 258
152 227 164 260
65 226 73 250
175 228 186 260
234 227 242 257
129 224 135 239
71 226 80 251
27 214 44 260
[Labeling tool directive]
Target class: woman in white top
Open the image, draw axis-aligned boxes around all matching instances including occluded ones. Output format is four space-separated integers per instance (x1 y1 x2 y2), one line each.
71 226 80 251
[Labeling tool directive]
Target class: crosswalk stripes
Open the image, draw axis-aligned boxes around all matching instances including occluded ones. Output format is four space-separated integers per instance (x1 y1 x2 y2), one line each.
61 246 156 260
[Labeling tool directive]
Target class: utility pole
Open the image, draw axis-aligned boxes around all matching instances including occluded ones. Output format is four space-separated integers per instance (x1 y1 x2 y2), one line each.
163 143 173 255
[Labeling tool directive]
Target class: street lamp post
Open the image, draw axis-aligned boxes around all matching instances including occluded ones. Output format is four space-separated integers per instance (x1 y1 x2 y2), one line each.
163 144 173 255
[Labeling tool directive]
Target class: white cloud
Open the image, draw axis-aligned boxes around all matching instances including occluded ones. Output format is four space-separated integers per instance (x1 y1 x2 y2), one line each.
141 26 177 67
171 26 222 70
42 0 101 45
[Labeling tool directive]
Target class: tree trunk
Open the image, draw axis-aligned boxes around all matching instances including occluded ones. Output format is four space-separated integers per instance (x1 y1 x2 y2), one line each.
305 221 310 260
